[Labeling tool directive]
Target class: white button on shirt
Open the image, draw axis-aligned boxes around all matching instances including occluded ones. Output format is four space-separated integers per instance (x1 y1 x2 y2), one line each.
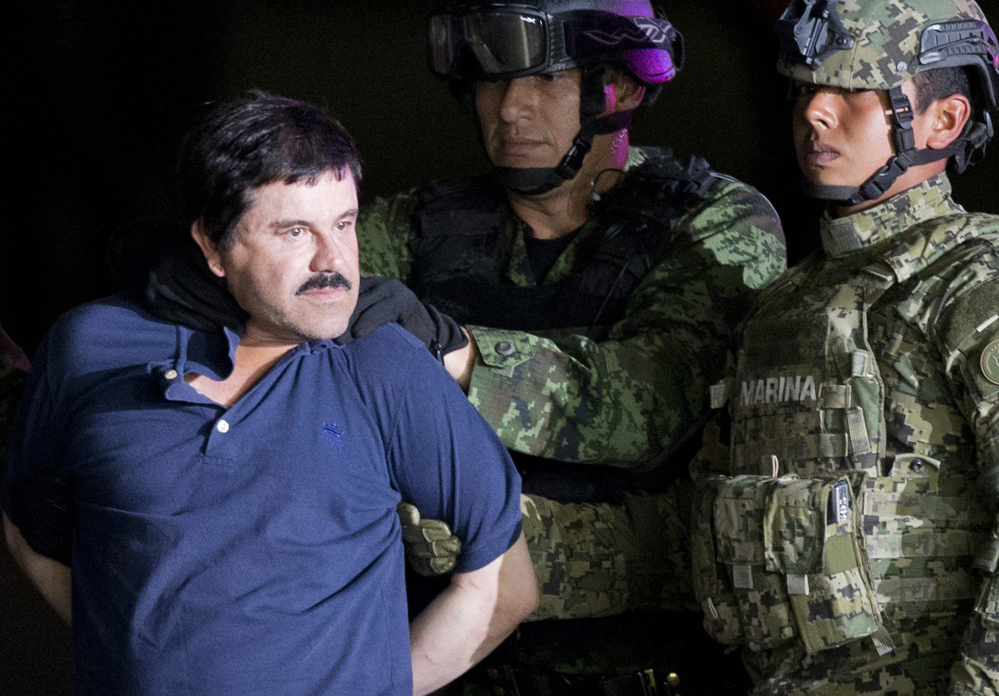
216 419 230 434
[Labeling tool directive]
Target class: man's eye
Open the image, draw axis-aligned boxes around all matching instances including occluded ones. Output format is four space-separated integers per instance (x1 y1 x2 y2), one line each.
336 220 353 231
288 228 306 238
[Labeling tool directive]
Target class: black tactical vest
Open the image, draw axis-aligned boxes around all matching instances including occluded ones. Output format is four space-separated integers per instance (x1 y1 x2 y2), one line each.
411 149 719 502
411 148 717 336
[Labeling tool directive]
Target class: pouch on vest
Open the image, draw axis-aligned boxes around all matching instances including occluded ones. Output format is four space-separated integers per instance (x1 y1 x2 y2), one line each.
764 474 888 655
712 475 798 651
690 477 744 646
704 473 888 655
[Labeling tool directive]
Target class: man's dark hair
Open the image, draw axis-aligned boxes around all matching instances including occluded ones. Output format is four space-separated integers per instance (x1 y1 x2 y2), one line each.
179 91 362 248
912 66 976 114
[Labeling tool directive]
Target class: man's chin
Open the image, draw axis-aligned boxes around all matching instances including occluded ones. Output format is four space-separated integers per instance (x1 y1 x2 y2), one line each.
301 320 351 342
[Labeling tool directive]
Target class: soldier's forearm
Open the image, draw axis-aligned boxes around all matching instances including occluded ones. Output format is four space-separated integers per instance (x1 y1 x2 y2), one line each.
521 487 696 622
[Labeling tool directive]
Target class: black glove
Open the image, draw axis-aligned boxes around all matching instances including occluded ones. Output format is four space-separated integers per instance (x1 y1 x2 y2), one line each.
145 237 247 332
107 219 246 332
335 276 468 360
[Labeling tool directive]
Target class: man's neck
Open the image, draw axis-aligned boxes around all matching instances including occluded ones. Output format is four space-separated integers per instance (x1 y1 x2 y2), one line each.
186 329 299 408
506 130 631 240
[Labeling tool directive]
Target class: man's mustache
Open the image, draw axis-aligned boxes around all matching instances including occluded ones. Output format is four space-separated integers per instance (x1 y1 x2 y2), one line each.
296 273 353 295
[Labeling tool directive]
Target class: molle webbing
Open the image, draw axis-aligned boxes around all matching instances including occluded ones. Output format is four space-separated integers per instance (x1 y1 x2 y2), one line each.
732 263 896 478
411 150 716 331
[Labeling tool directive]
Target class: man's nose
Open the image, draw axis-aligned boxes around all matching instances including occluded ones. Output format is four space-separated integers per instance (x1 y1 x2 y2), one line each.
310 231 344 273
800 88 839 131
499 77 538 122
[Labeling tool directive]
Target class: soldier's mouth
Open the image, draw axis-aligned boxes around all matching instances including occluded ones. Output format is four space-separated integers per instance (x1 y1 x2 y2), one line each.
802 141 840 167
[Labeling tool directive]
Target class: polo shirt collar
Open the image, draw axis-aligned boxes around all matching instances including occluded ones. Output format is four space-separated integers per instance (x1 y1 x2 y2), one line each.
150 324 241 403
179 324 242 381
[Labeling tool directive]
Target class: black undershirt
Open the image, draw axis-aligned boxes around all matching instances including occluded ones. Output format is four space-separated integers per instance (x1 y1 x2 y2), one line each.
524 229 580 282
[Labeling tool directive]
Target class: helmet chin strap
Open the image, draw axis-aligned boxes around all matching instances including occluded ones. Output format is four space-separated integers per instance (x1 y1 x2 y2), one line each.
492 109 635 196
803 86 980 207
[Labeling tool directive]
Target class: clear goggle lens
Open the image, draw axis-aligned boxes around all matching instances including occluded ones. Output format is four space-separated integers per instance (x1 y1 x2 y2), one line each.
429 10 548 79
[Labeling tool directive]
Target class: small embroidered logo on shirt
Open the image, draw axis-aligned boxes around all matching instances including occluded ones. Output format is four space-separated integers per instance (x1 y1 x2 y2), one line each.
320 422 345 449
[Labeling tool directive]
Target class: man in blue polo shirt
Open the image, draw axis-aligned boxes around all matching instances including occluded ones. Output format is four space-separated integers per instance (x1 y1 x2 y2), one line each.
1 92 538 695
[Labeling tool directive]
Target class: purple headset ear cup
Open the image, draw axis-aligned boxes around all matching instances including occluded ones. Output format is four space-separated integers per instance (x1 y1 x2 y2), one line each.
622 48 678 84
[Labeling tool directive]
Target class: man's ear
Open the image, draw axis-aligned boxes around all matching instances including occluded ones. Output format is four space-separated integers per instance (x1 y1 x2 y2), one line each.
924 92 973 151
604 68 646 113
190 221 226 278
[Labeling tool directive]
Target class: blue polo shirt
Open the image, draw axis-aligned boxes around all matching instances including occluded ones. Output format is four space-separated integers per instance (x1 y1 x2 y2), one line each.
3 294 523 696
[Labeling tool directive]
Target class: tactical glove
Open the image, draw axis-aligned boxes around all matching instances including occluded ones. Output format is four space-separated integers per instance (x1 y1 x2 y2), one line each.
107 220 246 331
396 502 462 576
146 237 247 332
334 276 469 360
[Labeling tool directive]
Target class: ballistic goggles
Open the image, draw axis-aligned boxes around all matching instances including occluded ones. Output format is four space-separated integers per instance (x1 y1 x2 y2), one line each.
428 4 682 82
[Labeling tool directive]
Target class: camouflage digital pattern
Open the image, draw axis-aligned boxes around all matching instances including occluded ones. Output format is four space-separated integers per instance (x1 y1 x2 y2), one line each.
691 176 999 695
776 0 989 91
521 485 698 622
358 146 786 469
359 146 784 624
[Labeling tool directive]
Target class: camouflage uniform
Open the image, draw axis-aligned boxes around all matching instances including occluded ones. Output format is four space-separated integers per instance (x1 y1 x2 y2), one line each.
359 145 785 637
692 175 999 695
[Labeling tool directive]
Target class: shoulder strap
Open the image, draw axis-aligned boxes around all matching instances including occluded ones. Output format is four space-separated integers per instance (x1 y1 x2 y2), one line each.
593 148 716 238
416 175 507 240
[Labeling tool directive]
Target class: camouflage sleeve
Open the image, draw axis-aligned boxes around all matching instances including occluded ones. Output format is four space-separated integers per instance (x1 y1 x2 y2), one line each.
466 178 786 467
355 190 421 282
523 482 698 621
930 255 999 695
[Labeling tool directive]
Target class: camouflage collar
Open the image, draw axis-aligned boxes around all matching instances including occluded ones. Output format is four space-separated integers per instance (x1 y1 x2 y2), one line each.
820 174 958 259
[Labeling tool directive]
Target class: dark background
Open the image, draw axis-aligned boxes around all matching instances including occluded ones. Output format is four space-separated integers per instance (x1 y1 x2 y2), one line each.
2 1 997 693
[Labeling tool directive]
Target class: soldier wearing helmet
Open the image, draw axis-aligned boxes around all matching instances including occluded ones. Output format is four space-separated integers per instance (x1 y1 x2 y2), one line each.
689 0 999 693
355 0 786 692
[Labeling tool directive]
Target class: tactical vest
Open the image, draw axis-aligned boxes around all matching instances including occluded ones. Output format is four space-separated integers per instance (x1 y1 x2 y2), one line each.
692 224 996 663
411 148 716 335
412 149 718 503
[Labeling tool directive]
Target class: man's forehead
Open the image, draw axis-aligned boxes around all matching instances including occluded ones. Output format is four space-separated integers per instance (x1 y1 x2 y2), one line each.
243 171 358 220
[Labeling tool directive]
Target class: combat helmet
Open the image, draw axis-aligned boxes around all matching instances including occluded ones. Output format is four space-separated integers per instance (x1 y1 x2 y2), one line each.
776 0 999 206
427 1 684 195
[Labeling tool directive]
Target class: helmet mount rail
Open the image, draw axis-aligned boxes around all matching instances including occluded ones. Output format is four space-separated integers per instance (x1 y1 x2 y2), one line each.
920 20 999 108
776 0 854 68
